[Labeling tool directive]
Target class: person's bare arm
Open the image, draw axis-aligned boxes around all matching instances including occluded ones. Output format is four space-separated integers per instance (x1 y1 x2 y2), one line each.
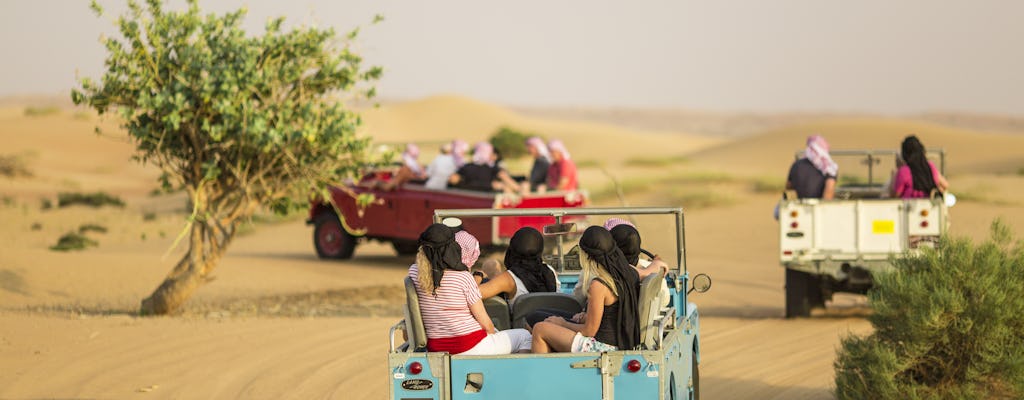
635 258 668 280
822 178 836 200
496 170 522 193
935 174 949 192
448 173 462 185
468 299 496 334
557 177 570 191
478 271 515 299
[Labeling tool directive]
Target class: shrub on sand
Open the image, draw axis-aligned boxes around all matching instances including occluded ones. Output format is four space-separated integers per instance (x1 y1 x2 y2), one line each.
50 232 99 251
57 191 125 208
834 220 1024 400
0 154 33 178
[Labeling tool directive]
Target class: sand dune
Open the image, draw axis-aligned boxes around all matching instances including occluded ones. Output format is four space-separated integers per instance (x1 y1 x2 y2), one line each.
2 96 1023 399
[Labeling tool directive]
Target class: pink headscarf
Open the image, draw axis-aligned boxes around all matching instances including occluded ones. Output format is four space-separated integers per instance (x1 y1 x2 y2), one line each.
603 218 635 230
526 137 551 162
455 230 481 267
548 139 571 160
402 143 423 175
471 142 494 166
804 135 838 176
452 140 470 167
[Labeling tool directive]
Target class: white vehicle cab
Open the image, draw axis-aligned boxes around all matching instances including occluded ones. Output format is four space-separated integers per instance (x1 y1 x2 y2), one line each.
778 149 950 317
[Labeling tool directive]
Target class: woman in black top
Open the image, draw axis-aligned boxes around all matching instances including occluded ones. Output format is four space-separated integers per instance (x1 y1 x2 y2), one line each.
526 137 551 192
449 142 522 193
531 226 640 353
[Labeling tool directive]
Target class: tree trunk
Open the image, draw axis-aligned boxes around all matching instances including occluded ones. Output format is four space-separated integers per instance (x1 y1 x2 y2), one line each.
140 219 232 315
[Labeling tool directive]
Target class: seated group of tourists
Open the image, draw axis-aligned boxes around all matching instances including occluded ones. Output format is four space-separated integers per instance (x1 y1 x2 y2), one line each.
382 137 579 194
406 218 669 355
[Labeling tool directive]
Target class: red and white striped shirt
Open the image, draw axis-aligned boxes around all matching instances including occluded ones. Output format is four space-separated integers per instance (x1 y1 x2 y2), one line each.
408 264 485 353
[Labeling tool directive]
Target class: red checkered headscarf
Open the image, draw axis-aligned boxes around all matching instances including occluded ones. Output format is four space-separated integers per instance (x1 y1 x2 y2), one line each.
455 230 481 267
804 135 838 177
603 218 635 231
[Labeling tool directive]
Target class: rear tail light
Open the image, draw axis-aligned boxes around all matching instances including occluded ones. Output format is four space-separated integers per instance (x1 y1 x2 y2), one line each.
783 250 793 256
790 211 798 218
626 359 642 373
921 220 929 228
409 361 423 375
920 209 929 217
790 222 799 229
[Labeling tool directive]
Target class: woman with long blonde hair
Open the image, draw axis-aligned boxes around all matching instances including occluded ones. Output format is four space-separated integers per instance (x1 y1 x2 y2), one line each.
407 224 531 354
531 226 640 353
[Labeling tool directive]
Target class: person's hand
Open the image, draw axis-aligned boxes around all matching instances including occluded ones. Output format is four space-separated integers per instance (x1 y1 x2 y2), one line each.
571 312 585 323
544 315 564 327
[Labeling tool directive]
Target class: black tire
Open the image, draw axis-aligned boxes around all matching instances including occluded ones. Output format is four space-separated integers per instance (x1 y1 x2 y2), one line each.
313 212 356 259
692 355 700 400
785 268 813 318
391 240 419 256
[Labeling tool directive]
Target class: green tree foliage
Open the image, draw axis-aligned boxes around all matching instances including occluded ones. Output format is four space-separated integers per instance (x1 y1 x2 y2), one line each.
489 126 535 159
835 220 1024 399
72 0 381 315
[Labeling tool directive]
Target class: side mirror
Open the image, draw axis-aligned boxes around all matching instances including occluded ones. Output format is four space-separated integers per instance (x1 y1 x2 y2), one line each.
543 223 577 236
687 273 712 295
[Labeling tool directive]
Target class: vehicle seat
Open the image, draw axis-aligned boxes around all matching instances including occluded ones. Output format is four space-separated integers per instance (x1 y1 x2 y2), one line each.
403 277 427 352
484 296 512 331
510 292 583 329
638 270 668 350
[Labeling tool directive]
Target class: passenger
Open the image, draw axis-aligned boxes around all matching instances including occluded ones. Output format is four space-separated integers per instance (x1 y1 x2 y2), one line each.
424 142 457 190
525 137 552 193
531 226 640 353
891 135 949 199
479 227 561 304
381 143 427 190
452 139 470 168
407 224 531 355
786 135 838 200
546 139 579 191
609 224 671 308
449 142 521 192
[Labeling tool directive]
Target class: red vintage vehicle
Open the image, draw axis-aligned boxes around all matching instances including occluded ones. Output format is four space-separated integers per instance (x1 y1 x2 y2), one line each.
307 171 588 259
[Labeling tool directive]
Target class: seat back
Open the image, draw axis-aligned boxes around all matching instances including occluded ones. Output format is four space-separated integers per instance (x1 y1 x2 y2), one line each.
510 292 583 329
637 270 667 350
484 296 512 331
404 277 428 351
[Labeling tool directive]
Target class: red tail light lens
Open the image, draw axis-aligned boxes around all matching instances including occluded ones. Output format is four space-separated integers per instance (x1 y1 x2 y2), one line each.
783 250 793 256
626 359 642 373
921 221 929 228
409 361 423 375
790 222 799 229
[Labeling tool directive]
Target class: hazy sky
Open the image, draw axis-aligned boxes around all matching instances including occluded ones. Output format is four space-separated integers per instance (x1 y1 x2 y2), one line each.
2 0 1022 114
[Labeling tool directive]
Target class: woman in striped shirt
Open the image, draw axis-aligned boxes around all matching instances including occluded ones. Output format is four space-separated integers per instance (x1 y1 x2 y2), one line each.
409 224 532 355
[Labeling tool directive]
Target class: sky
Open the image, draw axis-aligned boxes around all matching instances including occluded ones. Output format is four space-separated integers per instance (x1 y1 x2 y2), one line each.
1 0 1022 114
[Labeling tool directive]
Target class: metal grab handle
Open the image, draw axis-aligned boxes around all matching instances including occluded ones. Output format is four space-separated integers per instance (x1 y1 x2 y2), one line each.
388 320 406 353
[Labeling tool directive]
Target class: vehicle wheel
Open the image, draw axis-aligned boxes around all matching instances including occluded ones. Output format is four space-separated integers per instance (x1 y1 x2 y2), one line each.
785 269 812 318
391 240 419 256
314 213 356 259
692 356 700 400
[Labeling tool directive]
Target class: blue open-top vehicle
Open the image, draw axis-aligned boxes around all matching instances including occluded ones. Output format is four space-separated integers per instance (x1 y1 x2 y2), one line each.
388 207 711 400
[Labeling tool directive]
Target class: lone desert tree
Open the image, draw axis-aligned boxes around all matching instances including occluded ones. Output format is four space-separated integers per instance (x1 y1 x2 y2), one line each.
73 0 382 315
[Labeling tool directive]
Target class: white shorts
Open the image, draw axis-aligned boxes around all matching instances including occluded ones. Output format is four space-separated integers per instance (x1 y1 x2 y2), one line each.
459 329 533 355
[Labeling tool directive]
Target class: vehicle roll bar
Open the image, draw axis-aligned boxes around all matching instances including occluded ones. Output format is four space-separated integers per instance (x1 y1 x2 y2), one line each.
433 207 687 274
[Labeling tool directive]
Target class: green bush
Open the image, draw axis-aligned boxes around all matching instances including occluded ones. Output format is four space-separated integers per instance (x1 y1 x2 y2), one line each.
78 223 108 234
0 154 33 178
23 106 60 117
834 221 1024 400
489 126 534 159
57 191 125 208
50 232 99 251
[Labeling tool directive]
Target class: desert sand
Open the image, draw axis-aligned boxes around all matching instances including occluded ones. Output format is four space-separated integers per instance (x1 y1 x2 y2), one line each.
2 96 1023 399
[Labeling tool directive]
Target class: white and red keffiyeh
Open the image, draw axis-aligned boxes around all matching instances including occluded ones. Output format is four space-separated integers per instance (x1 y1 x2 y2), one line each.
454 230 481 267
804 135 838 177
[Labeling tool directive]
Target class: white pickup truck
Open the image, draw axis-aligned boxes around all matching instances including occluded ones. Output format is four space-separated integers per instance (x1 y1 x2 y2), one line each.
777 149 949 317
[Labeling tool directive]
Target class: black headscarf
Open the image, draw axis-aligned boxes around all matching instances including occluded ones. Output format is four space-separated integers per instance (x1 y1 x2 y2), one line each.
610 225 642 266
418 223 468 295
901 135 938 194
579 226 640 350
504 227 558 293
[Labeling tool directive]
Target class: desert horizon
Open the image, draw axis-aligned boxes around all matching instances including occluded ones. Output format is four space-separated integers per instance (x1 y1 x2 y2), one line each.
3 92 1023 399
